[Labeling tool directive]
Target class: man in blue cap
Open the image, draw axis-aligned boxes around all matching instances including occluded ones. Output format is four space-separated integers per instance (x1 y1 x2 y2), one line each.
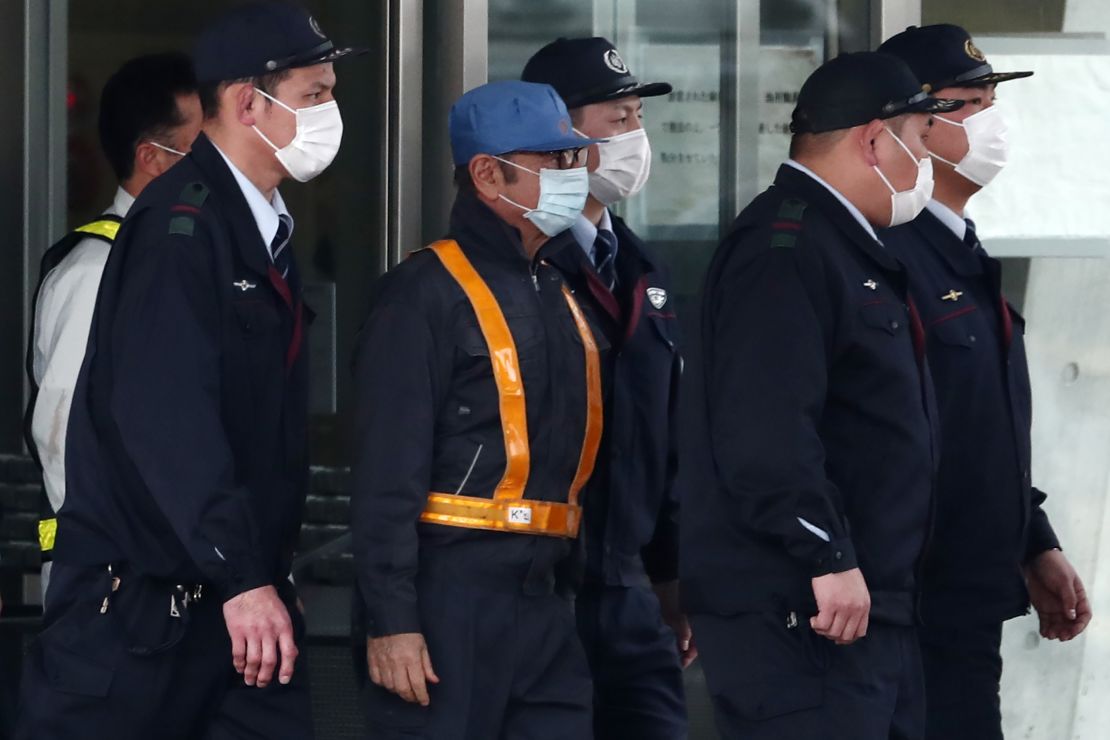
682 52 961 740
14 2 364 738
351 80 606 739
521 37 690 740
878 24 1091 740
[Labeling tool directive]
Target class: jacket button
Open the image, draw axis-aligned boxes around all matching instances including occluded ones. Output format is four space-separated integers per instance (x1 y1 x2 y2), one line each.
834 551 843 560
890 321 900 330
969 335 977 343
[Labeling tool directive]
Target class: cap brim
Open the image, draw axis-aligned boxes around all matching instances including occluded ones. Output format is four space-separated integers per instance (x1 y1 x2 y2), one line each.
968 70 1033 85
577 81 673 107
292 45 369 69
905 96 965 115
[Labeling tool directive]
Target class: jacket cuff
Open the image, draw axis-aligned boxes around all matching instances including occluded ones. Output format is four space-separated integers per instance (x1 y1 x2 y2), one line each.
216 559 271 602
642 524 680 584
809 537 858 577
365 601 422 638
1024 512 1061 564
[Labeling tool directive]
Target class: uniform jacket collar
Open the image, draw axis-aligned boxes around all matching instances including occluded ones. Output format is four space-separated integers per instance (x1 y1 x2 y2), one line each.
773 164 902 274
447 190 577 267
911 207 984 278
186 133 275 281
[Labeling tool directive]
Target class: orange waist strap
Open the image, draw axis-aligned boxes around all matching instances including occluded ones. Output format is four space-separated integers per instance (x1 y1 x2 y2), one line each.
421 493 581 538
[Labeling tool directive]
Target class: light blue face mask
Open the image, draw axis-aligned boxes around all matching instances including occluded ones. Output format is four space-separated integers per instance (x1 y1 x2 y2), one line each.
494 156 589 237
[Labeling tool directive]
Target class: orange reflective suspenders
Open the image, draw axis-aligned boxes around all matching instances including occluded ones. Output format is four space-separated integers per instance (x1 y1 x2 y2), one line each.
419 240 602 538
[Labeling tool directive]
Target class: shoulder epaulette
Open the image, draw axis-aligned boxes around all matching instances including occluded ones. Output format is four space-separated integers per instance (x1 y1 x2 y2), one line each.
770 197 808 249
169 181 209 237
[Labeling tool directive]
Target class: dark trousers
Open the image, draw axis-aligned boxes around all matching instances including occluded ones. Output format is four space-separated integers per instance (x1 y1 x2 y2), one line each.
919 622 1004 740
576 582 687 740
363 554 593 739
693 612 925 740
14 563 312 740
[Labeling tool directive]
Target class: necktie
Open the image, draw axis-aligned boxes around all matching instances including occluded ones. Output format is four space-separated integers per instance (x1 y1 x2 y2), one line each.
966 218 1013 347
594 229 618 291
963 218 982 253
272 215 293 279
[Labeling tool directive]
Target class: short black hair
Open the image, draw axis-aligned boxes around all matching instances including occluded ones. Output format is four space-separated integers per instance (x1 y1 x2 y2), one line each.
98 52 197 182
198 69 292 120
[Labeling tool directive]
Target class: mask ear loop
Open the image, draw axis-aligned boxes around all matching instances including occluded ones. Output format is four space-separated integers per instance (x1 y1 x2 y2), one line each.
875 126 927 192
493 155 541 177
253 87 297 114
251 88 296 153
491 156 540 214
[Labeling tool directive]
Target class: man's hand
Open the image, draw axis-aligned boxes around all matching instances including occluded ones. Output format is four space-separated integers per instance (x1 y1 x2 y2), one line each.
811 568 870 645
1025 549 1092 641
367 633 440 706
223 585 298 688
653 580 697 668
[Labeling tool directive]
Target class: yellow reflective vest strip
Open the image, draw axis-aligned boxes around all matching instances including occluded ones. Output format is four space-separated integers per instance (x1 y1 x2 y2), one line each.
39 517 57 552
420 240 602 538
74 218 121 241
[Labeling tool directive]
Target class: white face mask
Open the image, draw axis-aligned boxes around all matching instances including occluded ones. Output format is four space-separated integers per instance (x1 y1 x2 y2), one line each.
873 127 934 228
574 127 652 205
252 88 343 183
494 157 590 237
929 105 1009 187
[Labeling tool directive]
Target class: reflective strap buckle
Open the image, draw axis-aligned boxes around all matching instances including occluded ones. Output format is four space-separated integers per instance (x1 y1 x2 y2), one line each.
38 517 57 552
420 493 581 538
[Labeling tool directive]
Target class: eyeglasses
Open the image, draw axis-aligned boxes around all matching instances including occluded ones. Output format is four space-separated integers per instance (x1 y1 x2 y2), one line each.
507 148 588 170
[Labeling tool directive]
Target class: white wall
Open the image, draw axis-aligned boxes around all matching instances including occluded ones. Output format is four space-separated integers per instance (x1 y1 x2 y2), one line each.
971 15 1110 739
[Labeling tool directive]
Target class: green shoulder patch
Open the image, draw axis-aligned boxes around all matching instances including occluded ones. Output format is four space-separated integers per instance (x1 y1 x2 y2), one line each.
180 182 209 208
769 198 807 248
776 198 807 222
770 232 798 249
168 215 195 237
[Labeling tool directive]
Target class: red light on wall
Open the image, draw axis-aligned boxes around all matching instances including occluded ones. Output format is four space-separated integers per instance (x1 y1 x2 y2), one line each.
66 87 77 110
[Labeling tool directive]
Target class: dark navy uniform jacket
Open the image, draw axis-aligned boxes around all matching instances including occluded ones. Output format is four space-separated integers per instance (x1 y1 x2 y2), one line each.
882 208 1058 627
681 165 937 625
550 215 681 587
55 133 310 600
351 192 607 637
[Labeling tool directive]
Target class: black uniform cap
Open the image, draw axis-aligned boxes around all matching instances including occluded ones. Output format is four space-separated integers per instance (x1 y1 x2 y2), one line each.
790 51 964 135
522 37 672 110
878 24 1033 93
193 1 367 84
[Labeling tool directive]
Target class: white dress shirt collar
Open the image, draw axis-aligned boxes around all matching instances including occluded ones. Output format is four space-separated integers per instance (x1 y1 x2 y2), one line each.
785 159 880 244
924 199 967 241
212 143 293 259
570 207 614 265
108 187 136 218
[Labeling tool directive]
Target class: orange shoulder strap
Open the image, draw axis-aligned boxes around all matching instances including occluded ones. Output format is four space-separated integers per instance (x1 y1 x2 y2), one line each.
429 240 530 499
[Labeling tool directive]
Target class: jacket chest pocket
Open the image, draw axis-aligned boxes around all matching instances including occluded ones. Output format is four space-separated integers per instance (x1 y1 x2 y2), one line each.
457 313 545 362
231 298 287 379
232 298 284 338
932 309 981 349
858 301 908 337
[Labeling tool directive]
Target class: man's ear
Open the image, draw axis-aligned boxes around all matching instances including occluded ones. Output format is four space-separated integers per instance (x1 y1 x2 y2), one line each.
232 83 259 126
132 141 161 179
858 119 886 167
470 154 504 202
